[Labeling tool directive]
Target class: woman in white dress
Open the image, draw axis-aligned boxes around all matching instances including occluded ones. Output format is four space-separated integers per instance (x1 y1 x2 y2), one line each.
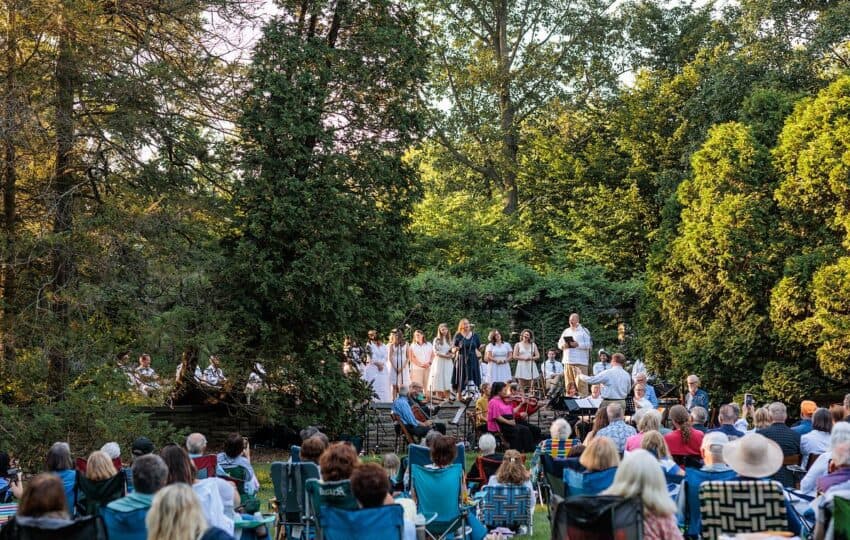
365 330 391 402
485 329 513 384
431 323 453 399
513 328 540 393
409 329 433 396
387 329 410 400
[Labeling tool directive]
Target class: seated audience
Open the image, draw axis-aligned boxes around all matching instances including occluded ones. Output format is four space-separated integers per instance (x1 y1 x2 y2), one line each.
428 435 457 469
382 453 402 492
102 454 169 540
722 433 783 480
640 431 681 476
633 383 654 412
46 442 76 514
531 418 580 474
0 452 22 500
186 433 226 477
626 410 664 452
579 437 620 473
299 426 330 446
300 436 328 465
145 483 232 540
831 405 845 426
350 463 416 540
86 450 117 482
132 437 155 458
690 406 708 433
684 375 709 412
602 450 683 540
217 433 258 495
424 430 442 449
664 405 704 462
708 404 744 440
0 474 72 538
320 442 360 482
676 432 737 538
802 408 833 469
468 434 502 487
793 400 818 435
750 406 772 433
757 402 801 487
594 403 637 453
802 422 850 495
633 373 658 408
487 449 533 499
583 407 611 445
729 402 749 433
816 441 850 494
101 442 133 492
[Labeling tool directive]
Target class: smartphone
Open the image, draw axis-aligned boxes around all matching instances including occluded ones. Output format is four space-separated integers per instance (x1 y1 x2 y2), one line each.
744 393 754 407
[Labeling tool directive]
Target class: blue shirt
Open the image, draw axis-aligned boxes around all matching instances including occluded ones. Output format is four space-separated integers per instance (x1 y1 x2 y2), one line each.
685 389 709 411
709 424 745 440
216 453 257 495
392 396 419 427
595 420 637 453
645 385 659 408
792 419 813 436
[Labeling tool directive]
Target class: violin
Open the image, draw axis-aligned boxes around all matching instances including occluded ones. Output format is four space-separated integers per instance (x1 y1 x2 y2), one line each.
506 391 541 418
412 401 429 423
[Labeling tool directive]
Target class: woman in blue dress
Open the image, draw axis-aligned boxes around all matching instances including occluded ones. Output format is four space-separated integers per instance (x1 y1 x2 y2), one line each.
451 318 482 394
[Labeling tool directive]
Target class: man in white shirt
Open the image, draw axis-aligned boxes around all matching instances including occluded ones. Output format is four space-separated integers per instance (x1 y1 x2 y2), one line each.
201 355 227 388
542 349 564 393
557 313 592 395
579 353 632 408
134 353 161 396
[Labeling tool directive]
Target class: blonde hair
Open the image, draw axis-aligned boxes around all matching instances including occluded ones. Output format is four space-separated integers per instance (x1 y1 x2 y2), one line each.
456 319 470 334
754 407 773 429
603 449 676 517
146 484 207 540
640 431 672 460
495 450 529 485
381 453 400 477
579 436 620 472
638 409 662 433
86 450 117 482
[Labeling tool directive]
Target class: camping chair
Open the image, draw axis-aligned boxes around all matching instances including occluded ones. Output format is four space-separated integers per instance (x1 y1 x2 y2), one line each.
192 455 217 480
681 467 737 538
564 464 617 497
270 461 321 540
699 480 787 540
468 455 503 493
222 465 260 514
540 455 572 499
74 473 126 517
477 485 533 534
1 514 107 540
391 456 408 493
318 504 404 540
75 457 123 474
290 445 301 463
664 468 685 499
408 443 466 469
391 412 416 452
834 496 850 540
305 477 360 539
410 464 472 540
0 503 17 527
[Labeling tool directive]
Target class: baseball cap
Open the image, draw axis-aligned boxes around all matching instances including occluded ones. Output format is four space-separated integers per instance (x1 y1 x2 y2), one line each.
131 436 155 457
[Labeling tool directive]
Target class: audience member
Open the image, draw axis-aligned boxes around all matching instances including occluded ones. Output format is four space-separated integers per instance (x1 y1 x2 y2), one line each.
102 454 168 540
186 433 226 477
626 409 664 452
830 405 845 426
793 400 818 435
845 394 850 421
802 408 833 469
802 422 850 495
131 437 155 458
757 402 801 487
729 402 749 433
45 442 76 514
0 474 72 538
85 450 117 482
468 434 502 487
676 432 737 538
101 442 133 492
382 453 402 492
633 373 658 408
319 442 359 482
583 408 611 445
300 436 328 465
684 375 709 411
531 418 581 474
487 450 533 499
690 407 708 433
640 431 681 476
299 426 330 446
708 405 745 440
424 430 442 449
751 407 772 432
664 405 704 462
216 433 258 495
816 442 850 494
0 452 21 500
350 463 416 540
594 403 637 453
429 436 457 469
146 483 232 540
722 433 783 480
602 450 683 540
579 437 620 473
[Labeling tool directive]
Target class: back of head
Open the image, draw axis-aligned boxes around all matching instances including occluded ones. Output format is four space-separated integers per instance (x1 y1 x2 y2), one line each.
579 436 620 472
669 404 692 442
320 442 360 482
19 473 69 519
640 431 671 460
146 483 206 540
638 410 662 433
607 403 624 422
478 433 497 455
46 442 72 472
185 433 207 455
592 409 610 433
300 426 320 442
754 407 773 428
132 454 169 495
430 435 457 467
301 436 329 464
101 442 121 460
350 463 390 508
844 393 850 411
812 408 832 434
831 405 846 425
223 433 245 459
424 430 442 449
550 418 571 440
718 404 736 425
691 406 708 425
768 402 787 422
611 352 625 366
496 450 529 485
86 450 118 481
381 453 400 476
701 432 729 464
831 422 850 448
160 445 195 485
603 450 676 517
831 442 850 468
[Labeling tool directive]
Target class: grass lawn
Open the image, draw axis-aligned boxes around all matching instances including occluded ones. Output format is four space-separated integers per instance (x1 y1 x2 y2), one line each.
252 454 551 540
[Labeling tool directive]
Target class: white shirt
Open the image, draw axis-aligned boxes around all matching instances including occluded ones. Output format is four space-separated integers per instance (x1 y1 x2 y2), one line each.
801 430 831 467
580 365 632 400
801 451 831 495
202 365 226 386
543 358 564 378
558 325 592 365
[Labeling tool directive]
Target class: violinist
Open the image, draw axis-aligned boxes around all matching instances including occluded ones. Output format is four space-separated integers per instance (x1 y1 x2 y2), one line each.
410 382 445 433
487 382 539 452
393 385 445 438
508 384 544 443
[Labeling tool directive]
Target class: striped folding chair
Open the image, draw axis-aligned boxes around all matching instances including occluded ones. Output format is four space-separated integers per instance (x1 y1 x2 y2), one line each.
699 480 788 540
478 485 533 534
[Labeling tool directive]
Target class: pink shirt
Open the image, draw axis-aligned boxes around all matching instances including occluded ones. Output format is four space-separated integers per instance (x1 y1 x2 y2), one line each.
487 398 514 432
625 432 645 452
643 512 683 540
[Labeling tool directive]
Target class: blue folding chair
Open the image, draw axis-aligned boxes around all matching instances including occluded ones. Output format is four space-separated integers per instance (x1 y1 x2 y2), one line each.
291 445 301 463
679 467 738 538
478 485 533 534
318 504 404 540
408 443 466 468
271 461 320 540
411 464 486 540
564 465 617 496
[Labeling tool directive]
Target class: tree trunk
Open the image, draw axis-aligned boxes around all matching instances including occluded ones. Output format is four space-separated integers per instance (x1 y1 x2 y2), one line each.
1 1 17 374
48 23 75 398
495 0 518 214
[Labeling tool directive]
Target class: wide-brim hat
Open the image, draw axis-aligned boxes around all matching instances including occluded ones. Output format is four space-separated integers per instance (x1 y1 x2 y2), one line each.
722 433 783 479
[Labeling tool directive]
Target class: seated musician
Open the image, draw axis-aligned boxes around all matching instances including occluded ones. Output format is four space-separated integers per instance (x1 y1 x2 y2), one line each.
409 382 440 417
542 349 564 394
472 383 491 436
201 355 227 388
134 354 162 397
393 385 445 438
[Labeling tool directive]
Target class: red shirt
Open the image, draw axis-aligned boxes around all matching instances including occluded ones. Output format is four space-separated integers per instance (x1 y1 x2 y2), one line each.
664 428 704 456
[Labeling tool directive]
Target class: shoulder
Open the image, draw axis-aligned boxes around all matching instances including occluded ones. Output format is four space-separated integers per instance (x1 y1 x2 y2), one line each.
201 527 234 540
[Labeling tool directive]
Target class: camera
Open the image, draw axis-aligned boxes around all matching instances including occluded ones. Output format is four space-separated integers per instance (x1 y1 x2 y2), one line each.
6 468 19 484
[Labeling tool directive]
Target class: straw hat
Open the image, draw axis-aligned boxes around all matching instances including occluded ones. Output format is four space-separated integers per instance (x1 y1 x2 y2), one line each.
722 433 783 479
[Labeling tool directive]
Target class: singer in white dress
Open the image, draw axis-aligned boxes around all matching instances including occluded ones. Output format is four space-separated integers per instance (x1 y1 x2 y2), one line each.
431 324 454 399
485 329 513 384
387 329 410 399
409 329 433 394
513 329 540 393
365 330 391 402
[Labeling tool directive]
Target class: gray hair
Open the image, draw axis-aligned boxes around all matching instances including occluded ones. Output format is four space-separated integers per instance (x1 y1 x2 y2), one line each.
691 406 708 424
718 404 736 424
638 410 662 433
550 418 571 440
424 430 442 449
833 442 850 467
701 431 728 463
478 434 497 455
607 403 624 422
768 402 787 421
831 422 850 449
132 454 168 495
101 442 121 460
46 442 73 471
186 433 207 455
